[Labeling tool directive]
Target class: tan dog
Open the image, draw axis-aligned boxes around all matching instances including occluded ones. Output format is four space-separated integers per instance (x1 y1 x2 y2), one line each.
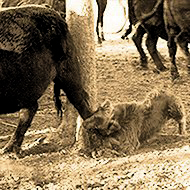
82 89 186 156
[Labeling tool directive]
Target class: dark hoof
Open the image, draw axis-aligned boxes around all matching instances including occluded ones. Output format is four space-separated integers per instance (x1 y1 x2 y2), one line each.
140 64 149 70
158 66 168 72
0 144 21 155
98 37 102 44
137 67 149 71
0 146 23 159
153 68 160 74
172 73 180 81
121 35 128 40
136 65 148 71
98 40 102 44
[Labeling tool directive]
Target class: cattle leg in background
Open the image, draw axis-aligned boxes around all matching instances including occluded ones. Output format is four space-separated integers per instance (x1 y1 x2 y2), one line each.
96 0 107 44
2 105 38 153
122 24 149 68
177 33 190 71
164 0 190 80
122 0 168 71
145 29 166 71
166 34 179 80
131 25 148 68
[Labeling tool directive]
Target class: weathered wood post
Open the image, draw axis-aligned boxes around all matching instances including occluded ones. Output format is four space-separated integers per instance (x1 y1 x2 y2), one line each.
53 0 97 148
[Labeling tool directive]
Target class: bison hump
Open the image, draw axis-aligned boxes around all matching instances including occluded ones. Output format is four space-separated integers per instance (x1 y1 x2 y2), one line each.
0 6 65 53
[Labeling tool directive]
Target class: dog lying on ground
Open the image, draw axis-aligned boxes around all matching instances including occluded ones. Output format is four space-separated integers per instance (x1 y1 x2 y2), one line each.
82 89 187 156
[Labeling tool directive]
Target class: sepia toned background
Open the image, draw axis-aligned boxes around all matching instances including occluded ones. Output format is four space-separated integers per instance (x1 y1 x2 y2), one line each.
0 0 190 189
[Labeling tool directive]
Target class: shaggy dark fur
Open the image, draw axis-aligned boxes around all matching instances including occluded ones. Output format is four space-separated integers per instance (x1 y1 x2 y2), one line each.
82 90 186 156
0 5 93 154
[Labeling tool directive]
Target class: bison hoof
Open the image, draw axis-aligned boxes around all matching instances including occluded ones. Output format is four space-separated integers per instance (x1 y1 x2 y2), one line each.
171 72 180 81
140 64 149 70
0 145 22 158
121 35 128 40
159 66 168 72
153 68 160 74
154 66 167 73
98 38 102 44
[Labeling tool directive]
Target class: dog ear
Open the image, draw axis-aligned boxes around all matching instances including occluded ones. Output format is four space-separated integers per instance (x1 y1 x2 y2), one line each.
100 100 112 113
93 115 106 126
101 100 111 108
106 120 121 135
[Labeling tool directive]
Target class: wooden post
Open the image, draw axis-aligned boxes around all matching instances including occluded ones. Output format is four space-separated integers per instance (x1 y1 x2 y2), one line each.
54 0 96 148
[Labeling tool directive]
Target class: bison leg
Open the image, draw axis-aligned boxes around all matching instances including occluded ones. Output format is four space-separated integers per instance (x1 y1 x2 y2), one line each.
132 25 148 68
167 36 180 80
146 32 167 71
176 32 190 73
1 104 38 154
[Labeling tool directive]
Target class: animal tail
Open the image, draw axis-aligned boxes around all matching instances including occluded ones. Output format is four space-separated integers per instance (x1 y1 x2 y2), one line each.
112 18 127 34
121 0 137 39
121 22 133 39
139 0 164 24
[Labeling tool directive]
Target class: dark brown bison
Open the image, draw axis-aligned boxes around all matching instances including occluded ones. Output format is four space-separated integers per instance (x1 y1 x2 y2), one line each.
0 5 93 154
164 0 190 79
82 89 186 157
137 0 190 79
1 0 53 7
122 0 168 72
1 1 66 117
1 0 66 18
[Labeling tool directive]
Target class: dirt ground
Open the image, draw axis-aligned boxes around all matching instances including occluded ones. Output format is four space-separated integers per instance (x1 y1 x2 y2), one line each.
0 32 190 189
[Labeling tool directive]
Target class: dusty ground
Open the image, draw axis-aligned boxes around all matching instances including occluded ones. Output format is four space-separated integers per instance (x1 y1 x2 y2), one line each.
0 1 190 189
0 33 190 189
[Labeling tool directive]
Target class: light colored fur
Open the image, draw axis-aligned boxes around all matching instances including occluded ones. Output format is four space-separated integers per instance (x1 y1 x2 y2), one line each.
107 89 186 150
82 89 186 155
